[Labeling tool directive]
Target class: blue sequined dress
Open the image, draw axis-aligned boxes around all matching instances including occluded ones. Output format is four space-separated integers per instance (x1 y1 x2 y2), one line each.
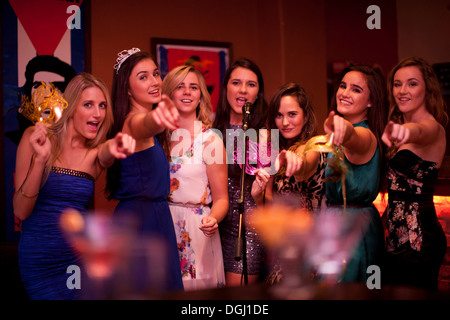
19 167 94 300
114 137 183 291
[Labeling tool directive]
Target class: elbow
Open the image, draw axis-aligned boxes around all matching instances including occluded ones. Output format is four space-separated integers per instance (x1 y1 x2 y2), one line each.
13 197 31 221
13 209 28 221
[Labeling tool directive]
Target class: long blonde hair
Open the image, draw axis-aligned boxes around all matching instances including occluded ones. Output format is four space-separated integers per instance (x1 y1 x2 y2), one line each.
160 65 213 158
162 65 212 126
46 73 113 171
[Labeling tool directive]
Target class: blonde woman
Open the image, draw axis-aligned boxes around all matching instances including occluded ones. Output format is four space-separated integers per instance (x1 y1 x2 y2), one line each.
14 73 135 299
162 65 228 290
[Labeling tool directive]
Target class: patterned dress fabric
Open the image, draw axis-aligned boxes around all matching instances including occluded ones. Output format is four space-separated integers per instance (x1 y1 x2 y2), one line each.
384 149 447 290
168 129 226 290
273 152 327 211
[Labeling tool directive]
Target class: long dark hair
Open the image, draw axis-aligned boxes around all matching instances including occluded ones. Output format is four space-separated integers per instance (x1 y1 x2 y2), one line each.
266 82 317 151
105 51 158 199
330 64 388 159
212 57 268 137
330 64 388 192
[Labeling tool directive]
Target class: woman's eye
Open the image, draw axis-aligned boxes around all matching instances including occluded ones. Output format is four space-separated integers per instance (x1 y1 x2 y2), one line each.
275 113 282 118
99 103 107 109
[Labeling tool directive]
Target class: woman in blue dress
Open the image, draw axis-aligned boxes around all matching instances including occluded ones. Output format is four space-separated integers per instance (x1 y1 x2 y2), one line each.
105 48 183 291
322 65 387 282
14 73 136 299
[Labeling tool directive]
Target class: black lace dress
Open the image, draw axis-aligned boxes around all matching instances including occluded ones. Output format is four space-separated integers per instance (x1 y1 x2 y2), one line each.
384 149 447 291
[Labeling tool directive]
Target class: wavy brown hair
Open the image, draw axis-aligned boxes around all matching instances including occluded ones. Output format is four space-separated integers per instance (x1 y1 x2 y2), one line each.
387 57 448 126
266 82 317 151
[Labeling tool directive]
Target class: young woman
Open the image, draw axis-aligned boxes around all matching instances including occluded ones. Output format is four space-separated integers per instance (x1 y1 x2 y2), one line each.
212 57 269 286
14 73 135 299
251 82 326 211
105 48 183 292
250 82 327 285
382 57 448 291
161 65 228 290
323 64 387 283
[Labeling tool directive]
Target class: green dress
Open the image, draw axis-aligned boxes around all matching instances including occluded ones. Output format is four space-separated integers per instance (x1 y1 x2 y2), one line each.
324 120 384 282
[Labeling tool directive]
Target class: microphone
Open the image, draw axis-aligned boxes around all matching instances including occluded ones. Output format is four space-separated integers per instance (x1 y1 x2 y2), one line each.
242 102 253 131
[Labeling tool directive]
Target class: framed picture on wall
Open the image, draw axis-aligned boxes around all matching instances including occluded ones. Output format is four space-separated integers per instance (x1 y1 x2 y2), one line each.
151 38 232 113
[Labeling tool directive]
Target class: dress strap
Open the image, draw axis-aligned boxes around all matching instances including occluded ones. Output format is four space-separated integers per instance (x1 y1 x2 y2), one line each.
51 167 95 182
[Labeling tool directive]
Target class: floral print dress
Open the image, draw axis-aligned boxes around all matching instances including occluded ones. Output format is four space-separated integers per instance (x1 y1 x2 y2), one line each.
168 129 225 290
273 152 327 211
384 149 447 290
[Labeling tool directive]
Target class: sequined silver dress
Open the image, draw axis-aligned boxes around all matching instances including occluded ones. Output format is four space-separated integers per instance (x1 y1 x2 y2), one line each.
219 124 266 275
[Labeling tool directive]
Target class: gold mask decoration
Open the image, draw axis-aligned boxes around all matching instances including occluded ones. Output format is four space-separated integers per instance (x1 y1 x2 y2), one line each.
19 82 68 124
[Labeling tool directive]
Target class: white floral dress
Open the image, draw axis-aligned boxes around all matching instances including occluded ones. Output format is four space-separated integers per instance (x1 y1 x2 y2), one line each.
168 128 225 290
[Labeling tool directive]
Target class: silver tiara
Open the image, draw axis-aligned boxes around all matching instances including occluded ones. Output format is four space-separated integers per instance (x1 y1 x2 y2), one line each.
113 47 141 74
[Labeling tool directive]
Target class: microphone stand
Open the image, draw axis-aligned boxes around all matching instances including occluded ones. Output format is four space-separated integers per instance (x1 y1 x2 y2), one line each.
234 103 252 286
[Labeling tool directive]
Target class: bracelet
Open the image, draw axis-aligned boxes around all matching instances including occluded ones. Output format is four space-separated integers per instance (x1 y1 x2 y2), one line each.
19 188 39 198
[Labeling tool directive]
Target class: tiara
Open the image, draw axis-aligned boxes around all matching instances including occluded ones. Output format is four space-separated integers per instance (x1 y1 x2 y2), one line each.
113 47 141 74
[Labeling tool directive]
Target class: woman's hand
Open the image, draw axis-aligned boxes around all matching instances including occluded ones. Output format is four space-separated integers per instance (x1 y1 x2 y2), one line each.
199 216 218 237
251 168 271 200
29 122 51 164
109 132 136 159
323 111 349 146
275 150 303 177
382 121 410 148
152 94 180 131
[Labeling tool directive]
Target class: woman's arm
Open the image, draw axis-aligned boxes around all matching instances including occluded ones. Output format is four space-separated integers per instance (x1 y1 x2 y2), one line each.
382 119 442 148
97 132 136 169
13 124 51 220
251 170 273 206
200 132 229 237
324 111 377 164
125 95 179 140
292 146 320 181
